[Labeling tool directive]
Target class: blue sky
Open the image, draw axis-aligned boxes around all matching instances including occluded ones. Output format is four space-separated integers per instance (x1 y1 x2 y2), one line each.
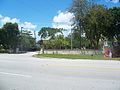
0 0 72 27
0 0 120 39
98 0 120 7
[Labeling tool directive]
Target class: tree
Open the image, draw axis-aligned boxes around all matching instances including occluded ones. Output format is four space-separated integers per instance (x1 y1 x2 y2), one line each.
104 7 120 41
69 0 120 49
70 0 94 48
38 27 64 53
54 35 70 49
38 27 63 40
20 30 36 51
83 5 109 49
43 35 70 49
2 22 20 51
0 28 5 47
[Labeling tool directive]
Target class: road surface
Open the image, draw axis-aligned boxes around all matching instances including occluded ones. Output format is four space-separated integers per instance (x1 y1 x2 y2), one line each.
0 52 120 90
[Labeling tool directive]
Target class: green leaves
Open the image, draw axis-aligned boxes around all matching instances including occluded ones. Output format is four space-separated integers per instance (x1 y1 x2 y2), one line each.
0 22 20 50
108 7 120 41
70 0 120 49
43 35 70 49
38 27 63 39
20 30 36 51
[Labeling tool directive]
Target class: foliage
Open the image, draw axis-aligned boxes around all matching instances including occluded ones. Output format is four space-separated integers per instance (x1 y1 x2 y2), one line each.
38 27 66 52
0 23 37 52
83 5 109 49
20 30 36 51
69 0 120 49
0 22 20 51
70 0 94 48
38 27 63 39
104 7 120 41
44 35 70 49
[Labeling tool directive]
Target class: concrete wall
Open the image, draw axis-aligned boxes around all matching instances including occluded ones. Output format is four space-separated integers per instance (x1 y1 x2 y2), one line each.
42 49 102 55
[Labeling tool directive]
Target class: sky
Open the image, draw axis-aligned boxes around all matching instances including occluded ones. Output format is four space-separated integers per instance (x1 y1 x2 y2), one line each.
0 0 120 39
0 0 72 28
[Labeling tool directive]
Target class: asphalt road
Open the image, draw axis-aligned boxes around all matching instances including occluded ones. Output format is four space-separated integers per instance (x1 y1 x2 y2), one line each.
0 52 120 90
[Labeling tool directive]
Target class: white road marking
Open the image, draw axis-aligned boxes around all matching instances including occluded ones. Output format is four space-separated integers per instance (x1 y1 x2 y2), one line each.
0 71 32 78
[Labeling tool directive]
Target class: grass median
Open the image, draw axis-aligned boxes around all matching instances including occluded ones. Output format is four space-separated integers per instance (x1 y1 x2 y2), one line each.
35 54 120 60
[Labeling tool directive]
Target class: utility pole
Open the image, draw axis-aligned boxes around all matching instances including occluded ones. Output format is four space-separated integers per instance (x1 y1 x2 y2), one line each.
71 29 73 50
34 30 36 42
20 27 23 52
79 22 82 49
80 25 81 49
21 27 23 34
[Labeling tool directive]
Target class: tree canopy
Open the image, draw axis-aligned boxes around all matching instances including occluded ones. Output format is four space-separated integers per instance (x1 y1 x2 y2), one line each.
69 0 120 49
0 22 37 53
0 22 19 50
38 27 63 40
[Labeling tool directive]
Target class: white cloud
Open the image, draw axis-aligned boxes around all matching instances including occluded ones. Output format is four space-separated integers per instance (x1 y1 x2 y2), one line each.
52 11 74 30
0 15 37 30
53 11 74 24
19 22 37 38
0 14 37 38
108 0 119 3
1 16 20 24
20 22 37 30
52 24 72 30
0 15 20 28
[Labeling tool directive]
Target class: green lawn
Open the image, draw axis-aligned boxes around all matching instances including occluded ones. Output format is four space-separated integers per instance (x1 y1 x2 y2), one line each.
35 54 120 60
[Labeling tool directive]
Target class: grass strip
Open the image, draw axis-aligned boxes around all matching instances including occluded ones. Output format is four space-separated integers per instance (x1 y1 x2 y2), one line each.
35 54 120 60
